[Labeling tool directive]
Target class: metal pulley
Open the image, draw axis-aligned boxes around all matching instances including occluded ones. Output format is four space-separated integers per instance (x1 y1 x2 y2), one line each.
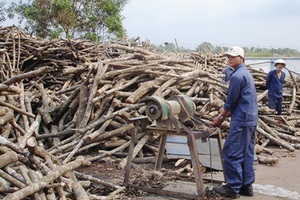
143 95 196 122
144 96 170 121
168 95 196 122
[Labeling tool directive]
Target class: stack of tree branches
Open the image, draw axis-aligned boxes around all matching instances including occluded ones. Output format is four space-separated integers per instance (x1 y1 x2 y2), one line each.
0 25 300 199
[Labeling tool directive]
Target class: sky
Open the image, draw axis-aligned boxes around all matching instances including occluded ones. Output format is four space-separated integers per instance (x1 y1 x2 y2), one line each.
121 0 300 49
2 0 300 50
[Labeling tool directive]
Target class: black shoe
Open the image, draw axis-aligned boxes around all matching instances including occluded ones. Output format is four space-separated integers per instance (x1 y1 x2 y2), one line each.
239 186 254 196
213 185 240 199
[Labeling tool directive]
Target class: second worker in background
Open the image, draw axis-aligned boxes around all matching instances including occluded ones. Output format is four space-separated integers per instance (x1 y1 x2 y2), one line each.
266 59 286 115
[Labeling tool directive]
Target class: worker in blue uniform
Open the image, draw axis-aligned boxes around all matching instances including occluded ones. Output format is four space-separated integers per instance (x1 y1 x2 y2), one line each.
266 59 286 115
211 46 258 199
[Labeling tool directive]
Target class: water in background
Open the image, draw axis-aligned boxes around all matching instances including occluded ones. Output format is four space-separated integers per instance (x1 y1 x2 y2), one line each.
245 58 300 76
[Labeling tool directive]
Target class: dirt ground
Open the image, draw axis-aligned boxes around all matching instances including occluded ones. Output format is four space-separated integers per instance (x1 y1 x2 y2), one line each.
79 147 300 200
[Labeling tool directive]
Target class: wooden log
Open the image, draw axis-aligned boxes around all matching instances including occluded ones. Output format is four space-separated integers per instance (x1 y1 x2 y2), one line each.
88 140 131 162
79 62 108 128
256 127 295 152
3 66 56 85
0 136 29 156
19 83 30 131
3 166 25 184
0 110 14 126
292 143 300 149
19 165 32 185
258 118 280 139
125 75 169 103
257 90 268 102
0 84 22 95
72 181 89 200
62 131 90 164
0 151 18 168
104 74 145 96
92 84 113 103
18 114 42 148
105 186 126 200
1 123 12 138
0 100 35 118
0 187 18 193
119 134 149 169
261 115 296 134
36 128 75 140
26 137 60 163
74 171 121 189
28 169 47 200
44 156 67 200
102 138 127 149
257 155 279 165
153 76 179 97
276 131 300 143
0 107 8 116
0 169 26 189
287 87 296 114
107 43 154 56
87 123 135 143
261 139 270 147
11 120 27 136
261 146 275 155
75 85 89 128
3 156 85 200
48 139 79 155
52 87 80 123
287 68 299 91
76 103 144 134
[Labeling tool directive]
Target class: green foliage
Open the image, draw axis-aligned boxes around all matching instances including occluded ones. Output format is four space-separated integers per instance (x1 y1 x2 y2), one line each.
152 41 300 57
0 1 6 22
194 42 300 57
6 0 129 41
196 42 214 53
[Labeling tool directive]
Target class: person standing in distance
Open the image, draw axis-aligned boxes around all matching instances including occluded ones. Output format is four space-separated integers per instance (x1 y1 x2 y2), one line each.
266 59 286 115
211 46 258 199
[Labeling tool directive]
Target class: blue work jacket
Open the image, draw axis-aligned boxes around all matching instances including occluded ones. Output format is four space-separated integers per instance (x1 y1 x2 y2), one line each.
266 70 285 99
224 64 258 126
222 66 234 83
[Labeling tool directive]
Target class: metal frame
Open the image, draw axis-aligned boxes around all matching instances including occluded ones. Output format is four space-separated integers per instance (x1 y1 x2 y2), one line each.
123 116 224 199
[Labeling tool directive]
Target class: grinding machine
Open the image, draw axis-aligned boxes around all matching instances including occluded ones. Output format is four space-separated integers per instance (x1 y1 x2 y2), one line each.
124 95 224 199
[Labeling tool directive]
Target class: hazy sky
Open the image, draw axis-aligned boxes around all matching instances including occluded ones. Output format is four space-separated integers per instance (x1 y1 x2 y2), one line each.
122 0 300 49
3 0 300 50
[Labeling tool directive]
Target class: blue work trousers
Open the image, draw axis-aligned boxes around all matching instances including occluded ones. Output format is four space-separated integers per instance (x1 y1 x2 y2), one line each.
268 95 282 115
222 125 256 193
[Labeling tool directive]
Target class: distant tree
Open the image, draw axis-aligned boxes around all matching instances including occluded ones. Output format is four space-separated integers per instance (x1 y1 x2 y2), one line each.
196 42 214 53
164 42 176 52
6 0 129 41
0 1 5 22
214 46 225 53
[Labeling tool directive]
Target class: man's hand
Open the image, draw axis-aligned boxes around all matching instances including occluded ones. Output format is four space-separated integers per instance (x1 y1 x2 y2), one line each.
211 115 225 127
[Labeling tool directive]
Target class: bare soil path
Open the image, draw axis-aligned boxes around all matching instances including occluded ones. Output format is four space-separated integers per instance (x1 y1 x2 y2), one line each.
133 148 300 200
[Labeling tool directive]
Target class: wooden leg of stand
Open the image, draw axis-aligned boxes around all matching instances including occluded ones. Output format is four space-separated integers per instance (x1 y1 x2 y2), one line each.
216 132 225 182
123 128 137 186
187 134 205 197
154 134 167 171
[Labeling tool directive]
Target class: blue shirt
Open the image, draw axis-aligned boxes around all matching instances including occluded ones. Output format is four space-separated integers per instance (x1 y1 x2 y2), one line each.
222 66 234 83
224 64 258 126
266 70 285 99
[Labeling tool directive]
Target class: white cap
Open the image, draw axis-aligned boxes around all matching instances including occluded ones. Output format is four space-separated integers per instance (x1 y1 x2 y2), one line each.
224 46 245 58
274 59 286 67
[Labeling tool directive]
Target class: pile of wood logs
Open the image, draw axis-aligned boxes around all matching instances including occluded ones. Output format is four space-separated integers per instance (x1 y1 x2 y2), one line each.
0 25 300 199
